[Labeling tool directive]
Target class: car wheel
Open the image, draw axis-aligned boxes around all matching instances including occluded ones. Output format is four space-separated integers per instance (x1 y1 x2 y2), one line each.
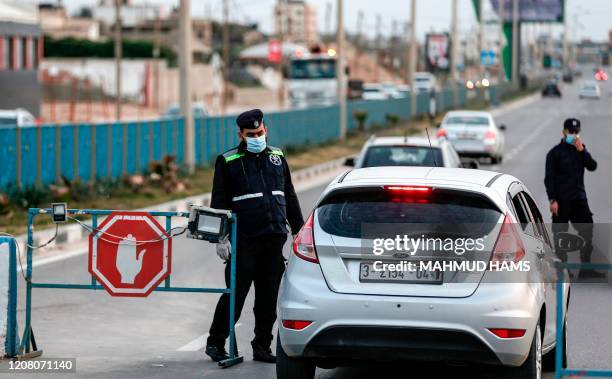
543 315 568 371
491 155 502 164
276 334 316 379
505 324 542 379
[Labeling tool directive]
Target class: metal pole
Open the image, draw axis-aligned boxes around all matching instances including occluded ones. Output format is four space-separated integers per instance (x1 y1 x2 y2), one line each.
179 0 195 174
478 0 485 77
562 0 568 71
336 0 347 140
114 0 122 121
222 0 230 113
450 0 459 106
511 0 519 87
498 0 506 83
408 0 417 114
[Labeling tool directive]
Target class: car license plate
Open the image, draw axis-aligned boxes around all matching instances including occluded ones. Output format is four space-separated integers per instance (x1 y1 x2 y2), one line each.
359 262 443 284
458 132 477 140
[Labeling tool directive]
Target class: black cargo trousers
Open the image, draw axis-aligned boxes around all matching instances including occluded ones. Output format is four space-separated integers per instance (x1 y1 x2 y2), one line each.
552 198 594 263
207 233 287 349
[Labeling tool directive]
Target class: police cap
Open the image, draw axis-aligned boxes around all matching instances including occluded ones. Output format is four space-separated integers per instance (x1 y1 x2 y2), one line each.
563 118 581 133
236 109 264 130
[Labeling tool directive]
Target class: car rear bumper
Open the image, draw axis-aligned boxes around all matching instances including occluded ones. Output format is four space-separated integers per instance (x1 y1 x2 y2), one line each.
302 325 502 366
278 258 539 367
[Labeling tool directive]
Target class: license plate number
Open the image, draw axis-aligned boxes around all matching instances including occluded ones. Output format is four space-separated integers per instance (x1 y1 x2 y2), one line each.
359 262 443 284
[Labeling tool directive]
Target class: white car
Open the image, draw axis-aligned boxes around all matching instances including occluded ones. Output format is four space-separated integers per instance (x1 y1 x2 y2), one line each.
438 110 506 164
578 81 601 100
362 84 389 100
345 136 469 169
278 167 570 379
0 108 36 128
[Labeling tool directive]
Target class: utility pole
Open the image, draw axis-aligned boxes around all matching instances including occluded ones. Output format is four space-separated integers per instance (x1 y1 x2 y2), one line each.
337 0 347 140
114 0 122 120
408 0 417 114
222 0 230 113
153 8 161 110
375 13 382 82
450 0 458 106
478 0 485 77
562 1 568 71
179 0 195 174
498 0 505 83
355 11 364 78
511 0 519 87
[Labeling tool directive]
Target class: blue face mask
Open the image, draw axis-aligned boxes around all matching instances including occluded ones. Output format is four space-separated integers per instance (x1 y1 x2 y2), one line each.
246 135 267 153
565 134 576 145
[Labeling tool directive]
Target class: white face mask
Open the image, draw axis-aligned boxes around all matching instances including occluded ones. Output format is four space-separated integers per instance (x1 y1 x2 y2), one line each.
245 134 267 153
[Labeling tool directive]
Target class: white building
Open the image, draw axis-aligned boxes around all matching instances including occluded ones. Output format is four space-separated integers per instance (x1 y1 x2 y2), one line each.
93 0 165 28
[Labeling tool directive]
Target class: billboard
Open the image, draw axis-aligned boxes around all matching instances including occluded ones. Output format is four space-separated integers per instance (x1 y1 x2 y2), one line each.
425 33 450 72
489 0 564 23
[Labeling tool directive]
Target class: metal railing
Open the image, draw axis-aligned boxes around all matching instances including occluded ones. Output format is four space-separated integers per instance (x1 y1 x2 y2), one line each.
555 262 612 378
6 208 243 368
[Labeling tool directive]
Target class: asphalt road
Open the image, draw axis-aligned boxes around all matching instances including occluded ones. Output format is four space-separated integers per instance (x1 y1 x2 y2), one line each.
4 74 612 379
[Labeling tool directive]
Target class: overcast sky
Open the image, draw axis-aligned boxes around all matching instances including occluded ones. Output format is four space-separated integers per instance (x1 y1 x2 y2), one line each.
38 0 612 42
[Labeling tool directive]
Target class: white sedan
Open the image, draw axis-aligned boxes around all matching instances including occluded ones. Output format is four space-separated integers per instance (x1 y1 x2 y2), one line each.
437 110 506 164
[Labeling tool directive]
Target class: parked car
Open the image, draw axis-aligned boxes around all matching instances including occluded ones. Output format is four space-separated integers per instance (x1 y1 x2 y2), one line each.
162 102 209 118
578 81 601 100
362 84 389 100
277 166 570 379
541 81 562 97
437 110 506 164
345 135 472 169
0 108 36 128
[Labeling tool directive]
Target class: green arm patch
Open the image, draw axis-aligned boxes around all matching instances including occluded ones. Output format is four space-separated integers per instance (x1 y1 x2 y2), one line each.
224 153 245 163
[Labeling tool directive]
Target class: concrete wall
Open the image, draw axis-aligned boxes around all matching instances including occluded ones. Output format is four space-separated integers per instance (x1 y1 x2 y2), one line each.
0 69 41 116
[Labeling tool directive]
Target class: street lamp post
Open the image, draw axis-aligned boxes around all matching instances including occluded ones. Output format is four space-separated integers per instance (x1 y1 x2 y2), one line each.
337 0 347 140
408 0 417 114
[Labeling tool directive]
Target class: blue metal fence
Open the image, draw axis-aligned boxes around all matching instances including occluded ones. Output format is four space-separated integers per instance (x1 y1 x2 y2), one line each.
0 89 473 190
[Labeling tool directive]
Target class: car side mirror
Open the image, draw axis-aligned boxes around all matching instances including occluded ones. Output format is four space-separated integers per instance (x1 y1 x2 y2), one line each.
344 157 355 167
463 160 479 169
499 124 507 131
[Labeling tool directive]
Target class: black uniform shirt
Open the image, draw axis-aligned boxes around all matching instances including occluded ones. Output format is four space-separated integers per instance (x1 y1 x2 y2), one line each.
544 139 597 202
210 142 305 238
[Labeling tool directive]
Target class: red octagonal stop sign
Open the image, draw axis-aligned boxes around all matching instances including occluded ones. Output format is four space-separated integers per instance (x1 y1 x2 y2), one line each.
88 212 172 297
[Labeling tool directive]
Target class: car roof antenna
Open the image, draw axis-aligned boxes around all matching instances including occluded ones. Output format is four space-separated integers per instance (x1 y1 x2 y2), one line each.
425 128 439 167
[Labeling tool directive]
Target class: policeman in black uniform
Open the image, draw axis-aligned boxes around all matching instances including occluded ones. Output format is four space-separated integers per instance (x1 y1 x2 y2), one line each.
205 109 305 363
545 118 603 279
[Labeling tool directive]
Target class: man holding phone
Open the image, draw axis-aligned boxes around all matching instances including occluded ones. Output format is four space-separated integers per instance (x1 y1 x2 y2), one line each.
545 118 603 279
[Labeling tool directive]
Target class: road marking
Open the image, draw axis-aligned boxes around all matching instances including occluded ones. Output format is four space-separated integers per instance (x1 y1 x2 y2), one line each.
176 323 242 352
503 116 555 163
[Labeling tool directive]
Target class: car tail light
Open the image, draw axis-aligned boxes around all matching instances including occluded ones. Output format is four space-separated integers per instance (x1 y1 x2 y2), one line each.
436 128 447 138
385 185 432 193
386 186 432 203
292 213 318 263
488 328 526 338
490 214 525 263
282 320 313 330
484 130 497 141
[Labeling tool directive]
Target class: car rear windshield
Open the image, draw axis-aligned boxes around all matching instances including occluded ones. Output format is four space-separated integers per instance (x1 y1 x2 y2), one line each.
362 146 443 168
445 116 489 126
317 188 501 238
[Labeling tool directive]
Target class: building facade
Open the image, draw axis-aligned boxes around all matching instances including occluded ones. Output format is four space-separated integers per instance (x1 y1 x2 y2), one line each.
274 0 318 45
0 2 42 116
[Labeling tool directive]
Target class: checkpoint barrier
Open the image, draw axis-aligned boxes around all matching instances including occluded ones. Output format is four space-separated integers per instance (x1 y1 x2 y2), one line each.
6 208 243 368
0 237 19 358
555 262 612 379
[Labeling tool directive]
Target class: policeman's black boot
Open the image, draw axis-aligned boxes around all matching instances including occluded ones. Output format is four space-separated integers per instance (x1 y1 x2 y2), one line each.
205 344 229 362
251 341 276 363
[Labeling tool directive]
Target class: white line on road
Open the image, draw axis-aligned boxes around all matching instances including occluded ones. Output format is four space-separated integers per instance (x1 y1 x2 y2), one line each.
176 323 242 352
502 116 556 163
